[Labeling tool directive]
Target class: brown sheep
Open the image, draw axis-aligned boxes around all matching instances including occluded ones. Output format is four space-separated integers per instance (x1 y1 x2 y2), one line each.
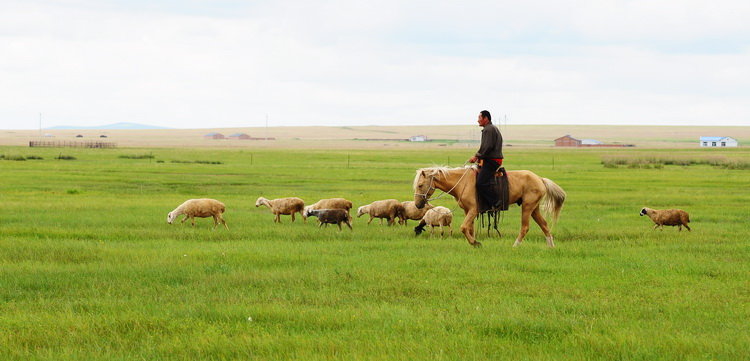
399 201 434 225
414 206 453 237
640 207 691 231
357 199 405 226
303 198 353 220
167 198 228 230
304 209 352 231
255 197 305 223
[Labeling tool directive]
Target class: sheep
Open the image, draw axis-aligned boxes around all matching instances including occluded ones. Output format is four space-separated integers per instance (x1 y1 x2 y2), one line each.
414 206 453 237
399 201 434 225
640 207 691 231
302 198 353 220
255 197 305 223
304 209 353 231
356 199 405 226
167 198 228 229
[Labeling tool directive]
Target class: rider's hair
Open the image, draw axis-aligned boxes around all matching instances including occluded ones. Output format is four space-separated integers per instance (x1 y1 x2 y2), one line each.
480 110 491 122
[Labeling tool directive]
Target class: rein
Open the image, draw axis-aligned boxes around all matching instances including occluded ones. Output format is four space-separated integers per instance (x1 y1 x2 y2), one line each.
414 166 472 202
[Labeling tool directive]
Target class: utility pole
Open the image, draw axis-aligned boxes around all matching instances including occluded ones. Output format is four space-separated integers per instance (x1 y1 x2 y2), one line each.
39 113 42 137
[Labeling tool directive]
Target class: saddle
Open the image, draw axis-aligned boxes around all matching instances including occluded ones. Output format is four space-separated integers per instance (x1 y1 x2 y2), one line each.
475 161 510 213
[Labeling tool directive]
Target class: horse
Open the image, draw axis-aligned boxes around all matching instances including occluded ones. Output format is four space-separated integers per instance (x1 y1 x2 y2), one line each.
413 166 566 247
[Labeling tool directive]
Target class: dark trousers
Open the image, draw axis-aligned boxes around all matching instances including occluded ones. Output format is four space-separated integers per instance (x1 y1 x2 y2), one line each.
477 160 501 210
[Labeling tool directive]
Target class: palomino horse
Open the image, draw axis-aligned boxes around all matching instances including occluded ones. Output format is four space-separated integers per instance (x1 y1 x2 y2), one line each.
413 166 566 247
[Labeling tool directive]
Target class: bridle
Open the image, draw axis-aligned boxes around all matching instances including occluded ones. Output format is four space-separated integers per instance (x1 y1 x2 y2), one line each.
414 166 472 202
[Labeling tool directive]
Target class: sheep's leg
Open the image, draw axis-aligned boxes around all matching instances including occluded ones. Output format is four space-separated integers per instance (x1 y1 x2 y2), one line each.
678 225 682 231
512 202 534 247
653 224 659 230
439 224 444 236
190 216 196 227
219 214 228 230
275 213 281 223
212 215 219 230
449 225 453 237
291 213 296 222
337 222 342 231
368 216 373 225
180 215 188 225
318 222 324 228
345 220 353 230
684 224 691 231
531 206 555 248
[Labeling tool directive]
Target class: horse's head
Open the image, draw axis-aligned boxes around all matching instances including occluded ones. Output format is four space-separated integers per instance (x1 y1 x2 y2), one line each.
413 169 437 209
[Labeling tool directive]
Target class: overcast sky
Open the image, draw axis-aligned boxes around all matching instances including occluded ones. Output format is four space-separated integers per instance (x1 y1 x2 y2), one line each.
1 0 749 129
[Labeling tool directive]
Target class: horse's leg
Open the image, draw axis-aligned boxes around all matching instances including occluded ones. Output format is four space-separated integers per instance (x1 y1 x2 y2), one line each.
531 206 555 247
460 209 481 247
513 203 534 247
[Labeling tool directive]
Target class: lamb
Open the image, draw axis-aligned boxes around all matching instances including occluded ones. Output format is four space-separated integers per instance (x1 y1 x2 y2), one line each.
414 206 453 237
640 207 691 231
356 199 405 226
304 209 353 231
255 197 305 223
399 201 434 225
302 198 353 220
167 198 228 229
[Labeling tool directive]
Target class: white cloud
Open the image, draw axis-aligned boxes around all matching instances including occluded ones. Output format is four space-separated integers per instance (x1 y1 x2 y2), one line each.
0 0 748 129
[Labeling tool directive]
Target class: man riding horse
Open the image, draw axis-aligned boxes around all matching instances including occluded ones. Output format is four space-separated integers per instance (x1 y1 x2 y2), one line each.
467 110 504 213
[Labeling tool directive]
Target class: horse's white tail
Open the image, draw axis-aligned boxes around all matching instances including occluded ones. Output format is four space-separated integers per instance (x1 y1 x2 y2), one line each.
541 178 566 226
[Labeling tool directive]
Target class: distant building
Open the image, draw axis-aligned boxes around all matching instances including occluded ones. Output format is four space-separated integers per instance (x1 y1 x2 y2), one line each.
555 135 633 147
228 133 251 140
204 132 225 140
75 134 83 138
99 135 108 138
409 135 428 142
700 136 737 148
554 135 581 147
43 133 54 137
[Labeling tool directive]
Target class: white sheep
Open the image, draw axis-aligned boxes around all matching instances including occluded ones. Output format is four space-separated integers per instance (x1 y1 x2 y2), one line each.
640 207 691 231
399 201 434 225
167 198 228 229
357 199 405 226
303 198 353 220
255 197 305 223
414 206 453 237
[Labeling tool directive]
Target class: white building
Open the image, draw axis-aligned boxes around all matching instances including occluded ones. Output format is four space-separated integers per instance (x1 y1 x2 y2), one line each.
700 136 738 148
409 135 427 142
581 139 602 145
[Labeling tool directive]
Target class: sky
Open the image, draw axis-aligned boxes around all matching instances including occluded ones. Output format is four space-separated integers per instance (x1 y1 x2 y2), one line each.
1 0 749 129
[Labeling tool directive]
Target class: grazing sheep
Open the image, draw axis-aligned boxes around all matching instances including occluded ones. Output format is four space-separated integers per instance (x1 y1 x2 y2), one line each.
414 206 453 237
357 199 405 226
255 197 305 223
305 209 352 231
167 198 228 229
399 201 434 225
640 207 691 231
302 198 353 220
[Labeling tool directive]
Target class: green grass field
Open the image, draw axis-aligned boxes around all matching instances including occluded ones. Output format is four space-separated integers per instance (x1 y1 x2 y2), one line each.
1 145 748 360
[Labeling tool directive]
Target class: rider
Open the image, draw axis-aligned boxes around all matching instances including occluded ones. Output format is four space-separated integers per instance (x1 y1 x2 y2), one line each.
467 110 503 211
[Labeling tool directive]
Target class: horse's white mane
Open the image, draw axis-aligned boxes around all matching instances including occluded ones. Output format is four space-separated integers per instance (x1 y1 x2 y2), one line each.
413 165 475 190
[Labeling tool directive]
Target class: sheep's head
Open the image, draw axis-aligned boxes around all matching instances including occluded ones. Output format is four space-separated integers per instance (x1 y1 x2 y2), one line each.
255 197 265 207
304 208 317 218
167 212 177 224
356 206 366 217
639 208 649 216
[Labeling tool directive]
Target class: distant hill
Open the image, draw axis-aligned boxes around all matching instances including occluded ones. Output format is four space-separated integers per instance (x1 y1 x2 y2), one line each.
46 122 169 130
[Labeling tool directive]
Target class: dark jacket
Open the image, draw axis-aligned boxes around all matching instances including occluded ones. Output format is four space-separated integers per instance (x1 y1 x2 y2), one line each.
475 124 503 159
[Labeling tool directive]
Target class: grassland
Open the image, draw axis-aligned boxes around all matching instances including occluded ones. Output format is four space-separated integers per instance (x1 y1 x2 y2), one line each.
1 145 749 360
